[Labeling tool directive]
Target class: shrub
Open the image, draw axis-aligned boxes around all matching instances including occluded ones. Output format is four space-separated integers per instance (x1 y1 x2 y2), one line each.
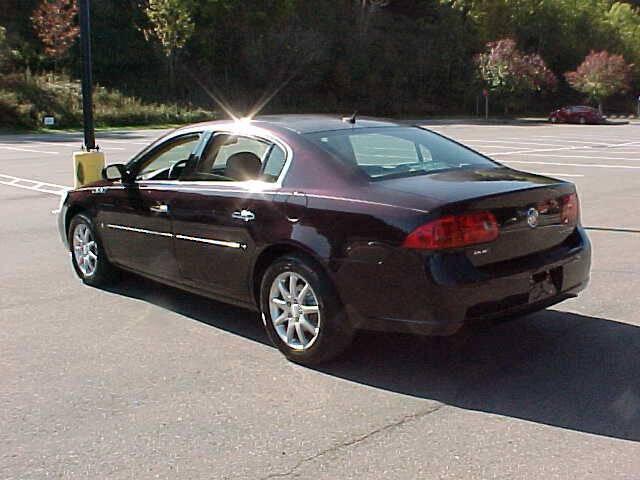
0 73 215 129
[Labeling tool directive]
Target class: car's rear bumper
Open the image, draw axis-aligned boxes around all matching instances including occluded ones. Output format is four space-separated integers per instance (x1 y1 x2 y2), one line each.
341 227 591 335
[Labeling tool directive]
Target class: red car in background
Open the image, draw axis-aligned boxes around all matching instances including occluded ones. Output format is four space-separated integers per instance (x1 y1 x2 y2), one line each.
549 106 605 124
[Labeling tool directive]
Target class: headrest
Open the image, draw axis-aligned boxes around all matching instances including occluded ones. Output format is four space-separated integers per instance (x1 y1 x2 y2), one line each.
225 152 262 181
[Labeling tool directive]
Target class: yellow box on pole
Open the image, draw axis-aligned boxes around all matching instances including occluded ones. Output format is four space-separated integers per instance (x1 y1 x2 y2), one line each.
73 151 105 188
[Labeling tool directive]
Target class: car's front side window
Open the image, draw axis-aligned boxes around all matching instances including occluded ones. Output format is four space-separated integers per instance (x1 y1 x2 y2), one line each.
135 134 201 180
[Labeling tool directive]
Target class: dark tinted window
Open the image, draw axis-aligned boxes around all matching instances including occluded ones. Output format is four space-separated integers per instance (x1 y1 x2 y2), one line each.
262 145 287 182
306 127 496 180
136 134 201 180
185 134 284 183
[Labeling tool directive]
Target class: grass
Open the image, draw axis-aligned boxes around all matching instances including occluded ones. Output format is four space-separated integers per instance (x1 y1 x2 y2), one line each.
0 72 217 130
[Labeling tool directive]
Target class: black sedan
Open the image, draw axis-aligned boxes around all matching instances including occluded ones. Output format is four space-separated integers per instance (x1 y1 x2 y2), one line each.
58 115 591 364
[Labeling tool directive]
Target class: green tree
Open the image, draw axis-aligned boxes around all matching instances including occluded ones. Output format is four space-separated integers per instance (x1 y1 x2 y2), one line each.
606 2 640 74
565 50 633 113
141 0 195 96
0 26 9 70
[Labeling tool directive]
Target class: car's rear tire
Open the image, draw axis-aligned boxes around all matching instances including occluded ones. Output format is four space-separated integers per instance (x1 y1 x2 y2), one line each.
68 214 118 287
260 254 354 365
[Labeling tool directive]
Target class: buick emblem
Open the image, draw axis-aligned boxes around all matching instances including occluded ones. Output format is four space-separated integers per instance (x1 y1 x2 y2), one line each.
526 207 540 228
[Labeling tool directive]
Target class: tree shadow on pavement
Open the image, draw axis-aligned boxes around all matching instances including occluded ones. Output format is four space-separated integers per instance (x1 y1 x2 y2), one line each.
105 275 640 443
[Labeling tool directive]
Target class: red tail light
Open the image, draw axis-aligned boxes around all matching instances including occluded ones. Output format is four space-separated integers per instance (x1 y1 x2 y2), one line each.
403 211 499 250
560 193 579 225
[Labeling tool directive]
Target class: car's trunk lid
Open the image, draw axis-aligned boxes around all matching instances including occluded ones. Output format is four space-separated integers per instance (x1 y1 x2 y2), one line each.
456 185 577 266
378 167 578 265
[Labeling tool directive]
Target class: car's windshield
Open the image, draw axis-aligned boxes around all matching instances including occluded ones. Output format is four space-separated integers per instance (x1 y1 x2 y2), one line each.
305 127 497 180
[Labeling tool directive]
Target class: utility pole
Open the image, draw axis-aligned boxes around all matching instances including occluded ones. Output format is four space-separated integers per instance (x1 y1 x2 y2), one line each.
73 0 104 188
78 0 95 151
483 89 489 121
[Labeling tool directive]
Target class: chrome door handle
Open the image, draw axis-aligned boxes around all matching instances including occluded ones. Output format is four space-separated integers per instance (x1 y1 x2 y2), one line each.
232 209 255 222
150 204 169 214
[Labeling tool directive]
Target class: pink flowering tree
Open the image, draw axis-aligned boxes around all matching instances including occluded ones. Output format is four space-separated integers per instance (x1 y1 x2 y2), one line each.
565 51 633 114
475 38 557 114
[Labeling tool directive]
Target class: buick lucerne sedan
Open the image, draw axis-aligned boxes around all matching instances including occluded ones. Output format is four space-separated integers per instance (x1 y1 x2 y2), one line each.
58 115 591 364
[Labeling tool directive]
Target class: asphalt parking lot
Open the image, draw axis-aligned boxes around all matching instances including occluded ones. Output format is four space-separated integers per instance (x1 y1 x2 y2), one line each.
2 122 640 479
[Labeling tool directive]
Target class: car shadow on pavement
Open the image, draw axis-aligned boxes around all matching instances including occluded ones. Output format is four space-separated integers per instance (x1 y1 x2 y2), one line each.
104 275 640 443
102 274 271 345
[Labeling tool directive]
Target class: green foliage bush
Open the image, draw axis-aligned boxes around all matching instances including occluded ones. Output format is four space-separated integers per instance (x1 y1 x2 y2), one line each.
0 73 215 130
1 0 639 117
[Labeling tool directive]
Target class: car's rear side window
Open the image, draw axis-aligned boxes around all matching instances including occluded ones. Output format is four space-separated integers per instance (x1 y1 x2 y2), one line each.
183 133 286 183
262 145 287 182
306 127 496 180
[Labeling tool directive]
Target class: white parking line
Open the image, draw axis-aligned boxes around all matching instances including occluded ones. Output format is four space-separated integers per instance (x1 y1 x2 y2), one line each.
97 139 151 145
30 140 83 147
497 136 629 148
486 144 640 157
610 141 640 148
463 137 640 152
583 150 640 155
0 144 60 155
0 173 70 195
523 153 640 161
469 145 516 150
28 140 126 151
529 138 611 146
535 172 585 178
465 139 565 147
538 135 640 146
504 160 640 169
489 146 584 156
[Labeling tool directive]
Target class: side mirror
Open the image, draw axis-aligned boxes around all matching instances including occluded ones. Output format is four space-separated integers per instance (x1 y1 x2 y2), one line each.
102 164 130 182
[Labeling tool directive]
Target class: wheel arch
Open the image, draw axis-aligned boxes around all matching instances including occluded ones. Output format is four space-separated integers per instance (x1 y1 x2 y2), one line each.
251 242 333 307
65 204 105 250
65 204 90 238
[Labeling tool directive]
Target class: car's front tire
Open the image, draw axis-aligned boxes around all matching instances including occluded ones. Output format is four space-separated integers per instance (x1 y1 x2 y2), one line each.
260 255 354 365
68 214 118 287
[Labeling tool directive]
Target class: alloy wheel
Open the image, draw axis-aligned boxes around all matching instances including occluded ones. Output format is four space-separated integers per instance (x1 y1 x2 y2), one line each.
72 223 98 277
269 271 321 350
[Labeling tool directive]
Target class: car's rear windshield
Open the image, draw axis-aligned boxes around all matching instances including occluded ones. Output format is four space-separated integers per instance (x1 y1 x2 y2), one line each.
305 126 497 180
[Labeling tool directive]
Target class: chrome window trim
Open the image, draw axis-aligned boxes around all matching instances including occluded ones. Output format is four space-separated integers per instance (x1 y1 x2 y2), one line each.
131 131 205 180
76 124 293 194
140 184 280 195
172 125 293 188
76 185 125 192
138 179 280 189
126 126 207 169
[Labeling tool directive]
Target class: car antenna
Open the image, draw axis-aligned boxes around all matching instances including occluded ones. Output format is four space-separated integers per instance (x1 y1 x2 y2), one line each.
342 111 357 124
